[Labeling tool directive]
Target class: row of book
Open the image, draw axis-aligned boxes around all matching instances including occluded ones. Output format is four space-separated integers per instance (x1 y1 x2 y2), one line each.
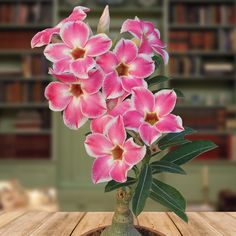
0 134 51 159
169 4 236 25
0 81 47 103
0 2 52 25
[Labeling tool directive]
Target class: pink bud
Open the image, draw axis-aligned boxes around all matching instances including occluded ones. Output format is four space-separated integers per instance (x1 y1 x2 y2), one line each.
97 5 110 34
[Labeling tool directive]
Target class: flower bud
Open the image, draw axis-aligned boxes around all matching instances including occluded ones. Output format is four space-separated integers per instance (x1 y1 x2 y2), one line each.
97 5 110 34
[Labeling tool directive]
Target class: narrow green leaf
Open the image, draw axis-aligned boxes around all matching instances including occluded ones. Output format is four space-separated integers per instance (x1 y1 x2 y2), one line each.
105 177 136 192
158 127 195 150
150 178 188 222
152 55 162 68
151 88 184 98
147 75 169 87
162 140 217 165
85 131 91 136
132 164 152 216
150 160 186 175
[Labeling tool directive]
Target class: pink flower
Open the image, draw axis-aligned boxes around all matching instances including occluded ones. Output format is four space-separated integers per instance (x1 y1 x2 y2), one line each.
124 87 184 146
85 116 146 183
44 21 112 78
31 6 90 48
121 17 169 64
45 68 106 129
97 39 154 99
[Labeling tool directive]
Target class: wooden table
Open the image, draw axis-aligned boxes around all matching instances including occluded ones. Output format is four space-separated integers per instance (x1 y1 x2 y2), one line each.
0 211 235 235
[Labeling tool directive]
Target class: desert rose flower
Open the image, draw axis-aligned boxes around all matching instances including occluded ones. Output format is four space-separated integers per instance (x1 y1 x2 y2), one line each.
121 17 169 64
45 68 106 129
44 21 112 78
85 116 146 183
97 39 154 99
124 87 184 146
31 6 90 48
97 5 110 34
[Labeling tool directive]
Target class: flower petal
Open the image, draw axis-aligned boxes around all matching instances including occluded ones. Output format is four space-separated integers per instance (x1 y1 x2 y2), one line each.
80 92 106 118
155 114 184 133
139 123 161 146
121 76 147 93
49 68 77 83
155 89 177 117
123 110 143 131
65 6 89 22
60 21 89 48
123 138 146 165
121 19 142 38
106 116 126 146
109 160 131 183
113 39 138 64
53 58 72 73
103 71 124 99
96 51 118 74
152 45 169 65
132 87 155 115
44 43 71 62
90 115 113 133
80 69 104 94
92 156 113 184
109 100 131 117
129 54 154 78
70 57 96 79
138 38 153 56
85 133 113 157
63 97 88 129
97 5 110 34
86 33 112 57
31 27 60 48
44 82 71 111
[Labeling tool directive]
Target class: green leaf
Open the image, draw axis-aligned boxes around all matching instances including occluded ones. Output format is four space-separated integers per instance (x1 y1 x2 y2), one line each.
105 177 136 192
151 88 184 98
132 164 152 216
85 131 91 136
158 127 195 150
150 179 188 222
147 75 169 87
162 140 217 165
150 160 186 175
152 55 162 68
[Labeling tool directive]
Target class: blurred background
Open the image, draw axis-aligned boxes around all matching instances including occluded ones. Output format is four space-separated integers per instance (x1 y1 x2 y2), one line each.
0 0 235 212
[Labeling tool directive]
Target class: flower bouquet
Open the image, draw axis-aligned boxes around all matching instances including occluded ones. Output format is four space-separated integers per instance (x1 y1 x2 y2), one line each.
31 5 217 236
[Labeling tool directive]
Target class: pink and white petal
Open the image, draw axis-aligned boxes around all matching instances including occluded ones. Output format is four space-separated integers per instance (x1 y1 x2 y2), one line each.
44 43 71 62
109 100 131 117
70 57 96 79
106 92 129 112
152 46 169 65
92 156 113 184
44 82 71 111
66 6 89 22
138 38 154 56
123 138 146 166
106 116 126 146
120 19 142 38
31 27 60 48
141 20 155 35
123 110 144 131
129 54 154 78
113 39 138 64
63 98 88 129
80 92 106 118
121 76 147 93
103 71 124 99
139 123 161 146
96 52 119 74
60 21 89 48
53 58 72 73
49 68 77 83
90 115 113 133
80 69 104 94
109 160 131 183
155 89 177 117
148 31 166 48
85 33 112 57
85 133 113 157
132 87 155 115
155 114 184 133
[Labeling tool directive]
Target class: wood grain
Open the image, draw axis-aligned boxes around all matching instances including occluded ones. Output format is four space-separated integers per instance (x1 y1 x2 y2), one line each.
72 212 114 235
168 212 222 236
227 212 236 218
138 212 181 236
30 212 85 236
0 209 27 228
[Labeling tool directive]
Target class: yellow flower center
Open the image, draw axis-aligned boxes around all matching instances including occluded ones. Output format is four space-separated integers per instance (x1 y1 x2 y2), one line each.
144 112 159 126
71 47 85 60
111 145 124 161
116 63 129 76
70 84 83 97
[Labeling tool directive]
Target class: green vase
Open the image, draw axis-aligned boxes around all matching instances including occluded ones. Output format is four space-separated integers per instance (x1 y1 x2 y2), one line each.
101 188 141 236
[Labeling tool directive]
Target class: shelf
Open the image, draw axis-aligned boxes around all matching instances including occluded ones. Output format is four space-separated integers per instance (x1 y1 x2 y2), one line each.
0 0 52 2
191 130 236 135
169 24 236 30
0 76 51 82
0 130 51 135
170 75 235 81
0 50 43 55
0 24 52 30
169 0 235 3
0 103 48 108
169 51 235 56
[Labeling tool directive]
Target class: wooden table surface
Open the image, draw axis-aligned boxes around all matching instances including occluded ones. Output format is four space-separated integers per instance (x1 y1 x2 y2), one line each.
0 211 235 236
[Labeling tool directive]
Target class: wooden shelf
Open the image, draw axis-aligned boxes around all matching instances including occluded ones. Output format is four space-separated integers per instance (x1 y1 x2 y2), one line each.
170 75 235 81
169 51 235 56
0 129 51 135
0 76 51 82
169 24 235 30
0 50 43 55
0 103 48 108
0 24 52 30
169 0 235 3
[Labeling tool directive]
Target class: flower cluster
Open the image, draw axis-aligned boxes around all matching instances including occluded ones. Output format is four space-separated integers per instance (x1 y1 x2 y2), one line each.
31 5 183 184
